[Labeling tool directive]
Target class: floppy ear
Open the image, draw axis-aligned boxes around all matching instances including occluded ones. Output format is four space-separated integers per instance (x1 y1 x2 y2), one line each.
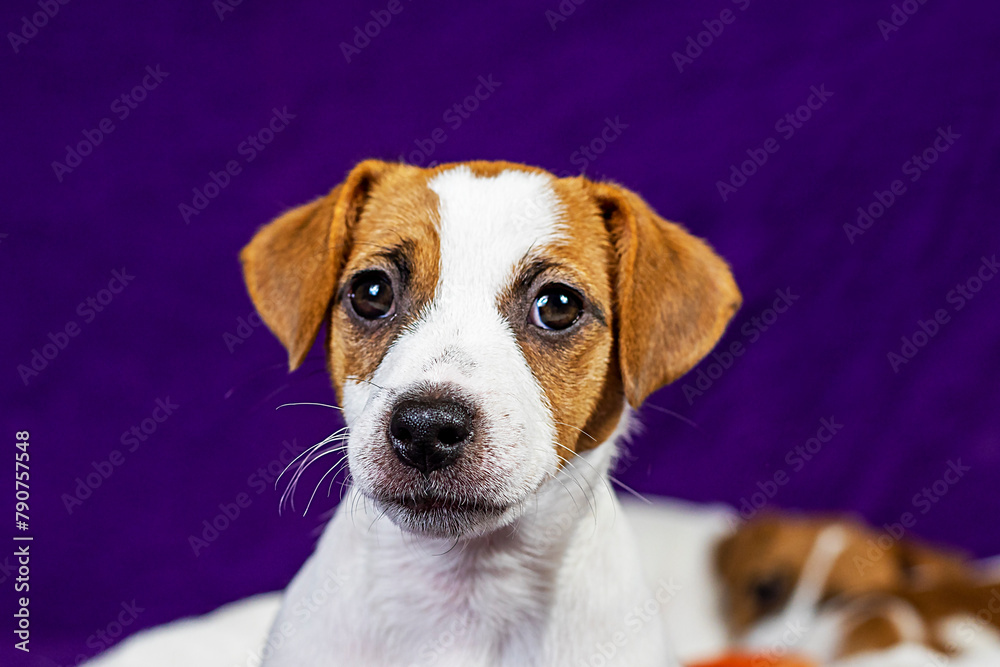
894 538 973 588
240 160 389 370
714 532 738 578
588 181 741 407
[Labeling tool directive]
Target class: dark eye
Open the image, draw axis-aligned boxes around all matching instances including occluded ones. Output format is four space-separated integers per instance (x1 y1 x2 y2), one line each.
749 573 789 613
531 285 583 331
349 271 394 320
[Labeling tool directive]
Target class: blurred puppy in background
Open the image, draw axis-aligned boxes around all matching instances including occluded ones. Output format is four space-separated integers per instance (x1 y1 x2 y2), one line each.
715 512 1000 663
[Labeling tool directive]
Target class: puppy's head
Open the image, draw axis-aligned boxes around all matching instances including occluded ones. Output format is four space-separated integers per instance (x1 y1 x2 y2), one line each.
241 160 740 538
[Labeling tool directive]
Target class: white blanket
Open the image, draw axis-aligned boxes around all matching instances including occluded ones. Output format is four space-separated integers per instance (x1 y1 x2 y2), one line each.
89 498 1000 666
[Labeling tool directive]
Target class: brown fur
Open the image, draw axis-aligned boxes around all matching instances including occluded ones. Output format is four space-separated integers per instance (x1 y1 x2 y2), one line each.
586 180 742 406
324 164 441 402
715 512 994 658
840 612 902 656
242 159 741 464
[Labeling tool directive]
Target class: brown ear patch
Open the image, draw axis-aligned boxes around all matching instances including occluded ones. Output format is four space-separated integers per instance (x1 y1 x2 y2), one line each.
488 176 621 459
324 165 443 399
239 159 390 370
491 174 741 459
240 194 338 370
893 538 973 588
840 611 904 658
242 161 742 469
586 180 741 407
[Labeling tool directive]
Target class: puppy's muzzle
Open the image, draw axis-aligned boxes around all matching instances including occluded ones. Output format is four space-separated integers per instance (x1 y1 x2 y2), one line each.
388 397 474 474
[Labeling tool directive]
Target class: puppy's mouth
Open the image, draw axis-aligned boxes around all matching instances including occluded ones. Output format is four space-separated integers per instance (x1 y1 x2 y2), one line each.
364 489 515 538
379 492 509 516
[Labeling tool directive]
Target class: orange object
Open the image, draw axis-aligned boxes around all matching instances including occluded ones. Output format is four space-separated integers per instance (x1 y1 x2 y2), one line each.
689 652 816 667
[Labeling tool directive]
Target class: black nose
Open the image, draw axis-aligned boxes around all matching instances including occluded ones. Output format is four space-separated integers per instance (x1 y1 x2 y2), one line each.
388 399 473 474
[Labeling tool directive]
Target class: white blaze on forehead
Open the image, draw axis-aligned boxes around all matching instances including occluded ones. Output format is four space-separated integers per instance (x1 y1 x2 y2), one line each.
355 168 565 471
341 168 567 424
427 166 566 303
344 167 569 508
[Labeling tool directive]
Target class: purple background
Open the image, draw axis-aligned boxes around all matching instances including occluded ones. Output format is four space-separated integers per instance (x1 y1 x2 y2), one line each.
2 0 999 664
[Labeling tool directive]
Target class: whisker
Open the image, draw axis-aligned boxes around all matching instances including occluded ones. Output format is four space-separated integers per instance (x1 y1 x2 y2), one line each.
345 375 387 391
551 452 598 521
304 455 350 516
278 442 346 513
553 420 596 442
276 427 350 487
644 403 702 430
276 402 344 411
282 444 349 512
326 458 353 497
254 383 292 413
554 442 615 525
368 501 392 533
338 473 354 502
225 357 325 403
554 442 613 497
609 476 652 505
277 428 350 511
553 453 593 504
546 468 582 514
436 535 463 556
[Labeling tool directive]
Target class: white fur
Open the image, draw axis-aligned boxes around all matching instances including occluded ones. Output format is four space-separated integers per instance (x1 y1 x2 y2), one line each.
263 440 676 666
88 593 281 666
86 501 1000 666
740 524 850 663
257 167 676 665
343 167 566 534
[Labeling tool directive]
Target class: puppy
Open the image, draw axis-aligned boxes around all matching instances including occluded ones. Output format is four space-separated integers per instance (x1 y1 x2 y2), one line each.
240 160 741 666
715 513 1000 663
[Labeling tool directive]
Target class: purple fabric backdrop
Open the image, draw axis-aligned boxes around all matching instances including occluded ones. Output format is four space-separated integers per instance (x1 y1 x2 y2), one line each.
2 0 999 664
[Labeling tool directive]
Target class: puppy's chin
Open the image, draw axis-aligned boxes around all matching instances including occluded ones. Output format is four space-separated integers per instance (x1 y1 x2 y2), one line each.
367 492 522 539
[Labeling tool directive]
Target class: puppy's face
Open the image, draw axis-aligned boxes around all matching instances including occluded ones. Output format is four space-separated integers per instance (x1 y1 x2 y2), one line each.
242 160 740 538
